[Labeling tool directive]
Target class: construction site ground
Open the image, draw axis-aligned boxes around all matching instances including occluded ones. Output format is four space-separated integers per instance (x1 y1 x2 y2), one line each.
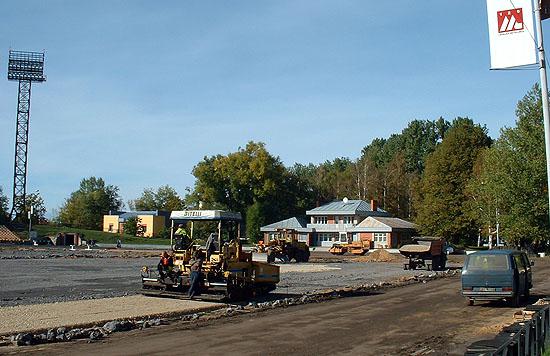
0 246 427 307
1 245 548 355
9 257 549 356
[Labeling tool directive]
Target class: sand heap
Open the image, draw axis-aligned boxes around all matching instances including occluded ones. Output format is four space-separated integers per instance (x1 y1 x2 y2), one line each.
356 249 404 263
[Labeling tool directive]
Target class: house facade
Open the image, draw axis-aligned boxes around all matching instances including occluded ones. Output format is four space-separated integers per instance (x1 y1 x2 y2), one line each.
103 210 170 238
260 199 417 248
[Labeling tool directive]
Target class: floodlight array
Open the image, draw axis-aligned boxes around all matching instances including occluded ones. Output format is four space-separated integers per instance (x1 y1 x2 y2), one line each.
8 50 46 82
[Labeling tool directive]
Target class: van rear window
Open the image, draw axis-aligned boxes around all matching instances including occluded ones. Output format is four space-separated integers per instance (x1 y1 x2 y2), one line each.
466 255 509 270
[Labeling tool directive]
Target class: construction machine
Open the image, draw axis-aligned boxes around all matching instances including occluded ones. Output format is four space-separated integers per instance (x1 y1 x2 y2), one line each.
263 228 310 263
399 236 447 271
328 240 370 256
141 210 280 301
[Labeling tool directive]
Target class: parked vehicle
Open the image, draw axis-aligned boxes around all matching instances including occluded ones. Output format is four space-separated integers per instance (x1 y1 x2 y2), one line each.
328 240 369 256
399 236 447 271
461 250 533 306
262 229 310 263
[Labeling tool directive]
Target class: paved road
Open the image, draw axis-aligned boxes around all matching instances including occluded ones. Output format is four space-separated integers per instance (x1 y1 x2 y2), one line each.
19 258 550 356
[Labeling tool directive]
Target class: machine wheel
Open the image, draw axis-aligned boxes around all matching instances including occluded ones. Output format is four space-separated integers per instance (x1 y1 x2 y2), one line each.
509 292 521 307
468 299 474 306
303 250 310 262
432 256 440 271
267 252 275 263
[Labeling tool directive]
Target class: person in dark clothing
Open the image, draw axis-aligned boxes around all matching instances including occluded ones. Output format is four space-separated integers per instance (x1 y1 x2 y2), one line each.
205 233 217 260
158 251 174 280
188 251 203 298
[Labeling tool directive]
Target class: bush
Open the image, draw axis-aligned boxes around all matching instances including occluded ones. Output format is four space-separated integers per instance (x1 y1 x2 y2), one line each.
154 227 171 239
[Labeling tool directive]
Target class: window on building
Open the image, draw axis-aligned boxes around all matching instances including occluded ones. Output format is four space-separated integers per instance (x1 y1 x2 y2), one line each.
343 216 354 224
315 216 327 224
108 224 114 232
374 233 387 244
317 232 338 242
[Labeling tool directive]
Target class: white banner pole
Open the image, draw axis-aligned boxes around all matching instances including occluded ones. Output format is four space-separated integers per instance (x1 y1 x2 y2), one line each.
534 1 550 224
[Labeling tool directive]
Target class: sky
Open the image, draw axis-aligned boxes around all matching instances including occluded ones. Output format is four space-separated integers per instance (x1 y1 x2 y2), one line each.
0 1 547 217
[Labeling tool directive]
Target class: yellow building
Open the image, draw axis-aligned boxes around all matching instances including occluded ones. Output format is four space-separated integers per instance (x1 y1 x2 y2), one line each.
103 211 170 238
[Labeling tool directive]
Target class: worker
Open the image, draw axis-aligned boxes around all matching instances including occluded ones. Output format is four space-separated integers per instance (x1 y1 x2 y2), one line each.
188 250 203 299
174 223 190 250
158 251 174 280
205 233 217 260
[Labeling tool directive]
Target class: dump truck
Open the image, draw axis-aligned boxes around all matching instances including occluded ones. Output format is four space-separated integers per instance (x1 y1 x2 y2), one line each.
263 228 310 263
141 210 280 301
328 240 369 256
399 236 447 271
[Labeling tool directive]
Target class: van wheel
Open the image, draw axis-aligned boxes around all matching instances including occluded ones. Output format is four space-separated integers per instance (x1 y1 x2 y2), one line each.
468 299 474 306
510 293 521 308
524 287 530 301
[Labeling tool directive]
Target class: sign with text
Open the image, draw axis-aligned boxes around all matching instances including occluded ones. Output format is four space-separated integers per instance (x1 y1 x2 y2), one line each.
486 0 537 69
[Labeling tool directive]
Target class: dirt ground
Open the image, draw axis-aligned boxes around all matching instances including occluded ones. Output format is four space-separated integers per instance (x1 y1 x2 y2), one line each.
13 257 550 356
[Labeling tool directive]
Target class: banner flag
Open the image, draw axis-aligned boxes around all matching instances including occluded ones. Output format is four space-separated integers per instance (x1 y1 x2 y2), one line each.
487 0 537 69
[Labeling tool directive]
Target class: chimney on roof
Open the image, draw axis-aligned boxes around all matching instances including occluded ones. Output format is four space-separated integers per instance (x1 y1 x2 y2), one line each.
370 199 378 212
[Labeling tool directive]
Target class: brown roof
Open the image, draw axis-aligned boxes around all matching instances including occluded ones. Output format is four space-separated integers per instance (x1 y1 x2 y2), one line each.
0 225 23 242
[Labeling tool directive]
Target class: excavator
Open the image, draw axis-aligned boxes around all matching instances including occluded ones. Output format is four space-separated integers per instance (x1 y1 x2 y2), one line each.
141 210 280 301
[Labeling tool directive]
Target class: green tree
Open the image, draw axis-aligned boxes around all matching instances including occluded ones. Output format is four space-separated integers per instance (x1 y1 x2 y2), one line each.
58 177 122 230
123 216 140 236
467 85 549 249
246 201 266 243
190 141 310 238
0 186 9 224
416 118 492 244
25 192 47 224
130 185 184 211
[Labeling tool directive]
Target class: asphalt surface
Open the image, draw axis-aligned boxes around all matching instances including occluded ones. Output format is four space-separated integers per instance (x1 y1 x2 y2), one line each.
17 257 550 356
0 248 422 306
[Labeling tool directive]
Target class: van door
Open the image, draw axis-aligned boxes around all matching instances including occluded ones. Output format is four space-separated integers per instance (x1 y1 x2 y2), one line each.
513 254 527 295
521 253 533 289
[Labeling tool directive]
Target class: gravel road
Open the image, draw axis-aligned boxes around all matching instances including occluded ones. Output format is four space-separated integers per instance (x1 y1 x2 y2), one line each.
0 247 424 307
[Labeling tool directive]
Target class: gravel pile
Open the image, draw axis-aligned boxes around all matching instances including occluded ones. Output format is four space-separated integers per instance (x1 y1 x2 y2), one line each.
356 249 405 263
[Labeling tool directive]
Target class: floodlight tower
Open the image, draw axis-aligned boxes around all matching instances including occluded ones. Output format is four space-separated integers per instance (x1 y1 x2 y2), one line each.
7 50 46 222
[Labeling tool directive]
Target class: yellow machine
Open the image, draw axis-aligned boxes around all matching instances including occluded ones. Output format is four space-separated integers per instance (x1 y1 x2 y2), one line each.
141 210 280 301
328 240 370 256
263 228 310 263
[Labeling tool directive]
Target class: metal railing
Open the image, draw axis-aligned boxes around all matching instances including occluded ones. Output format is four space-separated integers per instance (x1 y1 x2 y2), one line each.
465 299 550 356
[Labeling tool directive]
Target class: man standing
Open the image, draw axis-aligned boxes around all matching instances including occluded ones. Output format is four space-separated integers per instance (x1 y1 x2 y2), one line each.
188 250 203 299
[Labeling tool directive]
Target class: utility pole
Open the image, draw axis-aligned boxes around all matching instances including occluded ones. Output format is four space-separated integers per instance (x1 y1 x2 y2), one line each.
535 2 550 224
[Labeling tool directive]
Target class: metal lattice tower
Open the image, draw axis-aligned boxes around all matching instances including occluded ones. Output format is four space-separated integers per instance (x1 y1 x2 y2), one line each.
7 50 46 221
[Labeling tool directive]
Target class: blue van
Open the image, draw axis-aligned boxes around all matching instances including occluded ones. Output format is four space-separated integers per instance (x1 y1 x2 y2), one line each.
461 250 533 306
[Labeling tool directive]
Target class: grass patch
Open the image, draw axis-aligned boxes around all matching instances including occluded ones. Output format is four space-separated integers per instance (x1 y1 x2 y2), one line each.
34 225 170 245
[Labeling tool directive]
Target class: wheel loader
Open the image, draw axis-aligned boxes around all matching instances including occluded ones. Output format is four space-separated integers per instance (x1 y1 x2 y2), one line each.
141 210 280 301
263 228 310 263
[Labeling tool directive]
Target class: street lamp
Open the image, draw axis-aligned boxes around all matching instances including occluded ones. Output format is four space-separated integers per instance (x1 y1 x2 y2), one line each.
28 190 39 240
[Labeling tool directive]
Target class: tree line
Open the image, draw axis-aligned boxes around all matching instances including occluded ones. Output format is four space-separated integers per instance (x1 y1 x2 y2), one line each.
2 85 547 248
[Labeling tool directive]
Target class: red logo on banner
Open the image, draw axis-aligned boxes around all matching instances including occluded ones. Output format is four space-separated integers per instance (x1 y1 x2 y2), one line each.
497 8 524 33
